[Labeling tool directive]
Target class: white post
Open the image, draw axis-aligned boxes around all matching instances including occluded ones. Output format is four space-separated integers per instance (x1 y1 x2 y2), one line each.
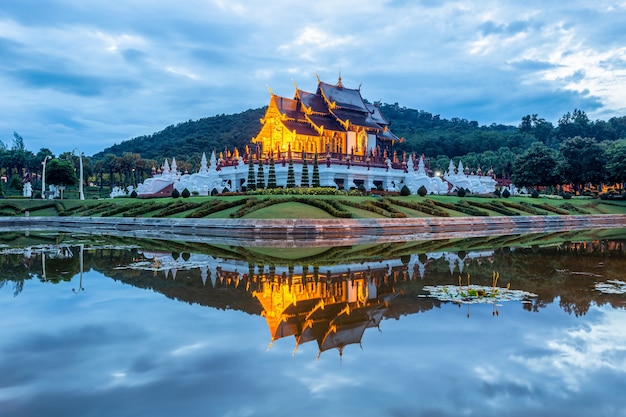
41 155 51 199
73 148 84 200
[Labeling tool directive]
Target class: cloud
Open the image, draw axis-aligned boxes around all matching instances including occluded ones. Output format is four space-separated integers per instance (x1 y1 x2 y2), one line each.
0 1 625 155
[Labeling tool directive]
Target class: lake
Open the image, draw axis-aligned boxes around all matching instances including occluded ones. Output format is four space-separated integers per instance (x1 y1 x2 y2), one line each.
1 228 626 417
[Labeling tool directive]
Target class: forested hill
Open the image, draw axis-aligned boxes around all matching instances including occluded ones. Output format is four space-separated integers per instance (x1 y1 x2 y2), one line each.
93 107 267 160
93 103 626 164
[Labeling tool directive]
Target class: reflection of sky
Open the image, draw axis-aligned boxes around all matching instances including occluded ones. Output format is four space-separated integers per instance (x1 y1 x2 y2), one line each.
2 270 626 417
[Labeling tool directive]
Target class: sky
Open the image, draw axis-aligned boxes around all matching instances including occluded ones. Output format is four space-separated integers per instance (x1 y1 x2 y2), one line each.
1 0 626 157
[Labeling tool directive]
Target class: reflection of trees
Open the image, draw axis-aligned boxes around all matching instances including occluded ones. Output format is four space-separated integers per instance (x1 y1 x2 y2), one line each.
2 232 625 319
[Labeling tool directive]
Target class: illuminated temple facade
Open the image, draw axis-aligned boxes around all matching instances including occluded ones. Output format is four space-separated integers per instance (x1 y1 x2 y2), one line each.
253 75 399 159
134 76 497 197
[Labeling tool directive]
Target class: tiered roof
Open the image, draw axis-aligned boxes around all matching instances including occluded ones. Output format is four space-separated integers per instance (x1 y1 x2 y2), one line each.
268 76 399 143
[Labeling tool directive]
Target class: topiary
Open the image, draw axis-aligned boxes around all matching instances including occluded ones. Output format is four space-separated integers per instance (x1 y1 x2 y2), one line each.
171 188 180 198
494 189 501 198
181 188 191 198
400 185 411 196
417 185 427 197
531 189 539 198
502 189 510 198
457 187 466 197
563 192 572 200
130 190 138 198
211 188 219 196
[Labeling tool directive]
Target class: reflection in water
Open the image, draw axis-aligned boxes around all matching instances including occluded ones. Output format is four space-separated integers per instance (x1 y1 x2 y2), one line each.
2 229 626 417
2 229 626 356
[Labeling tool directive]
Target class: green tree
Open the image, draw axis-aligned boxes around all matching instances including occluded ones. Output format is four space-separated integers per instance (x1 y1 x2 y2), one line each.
519 114 554 144
267 158 277 188
247 157 256 191
46 159 79 198
604 139 626 189
558 136 605 192
312 154 320 187
301 157 309 187
286 159 295 188
511 142 561 189
256 160 265 189
557 109 590 141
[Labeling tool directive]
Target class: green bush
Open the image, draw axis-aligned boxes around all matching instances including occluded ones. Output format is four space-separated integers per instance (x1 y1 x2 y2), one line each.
563 192 572 200
457 187 466 197
181 188 191 198
417 185 427 197
400 185 411 196
493 189 501 198
502 189 511 198
531 189 539 198
171 188 180 198
130 190 138 198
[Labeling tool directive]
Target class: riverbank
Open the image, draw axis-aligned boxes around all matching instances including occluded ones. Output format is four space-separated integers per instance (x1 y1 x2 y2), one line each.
4 214 626 246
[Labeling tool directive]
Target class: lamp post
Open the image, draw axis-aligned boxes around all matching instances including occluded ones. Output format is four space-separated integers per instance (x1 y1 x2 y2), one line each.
41 155 51 199
73 148 84 200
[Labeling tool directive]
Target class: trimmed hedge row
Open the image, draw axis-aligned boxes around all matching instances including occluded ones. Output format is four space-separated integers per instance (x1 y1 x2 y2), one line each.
532 202 570 215
561 203 591 214
75 202 116 217
502 201 548 215
122 202 170 217
427 199 488 216
453 201 490 216
338 199 406 218
153 201 203 217
389 198 450 217
466 200 520 216
187 199 249 218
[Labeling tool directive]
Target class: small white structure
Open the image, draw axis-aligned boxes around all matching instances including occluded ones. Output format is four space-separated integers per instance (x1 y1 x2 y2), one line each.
404 155 449 195
23 182 32 198
135 151 498 197
443 160 496 194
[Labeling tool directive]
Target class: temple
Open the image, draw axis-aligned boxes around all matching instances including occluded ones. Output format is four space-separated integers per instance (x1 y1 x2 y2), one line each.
134 76 497 197
253 75 400 160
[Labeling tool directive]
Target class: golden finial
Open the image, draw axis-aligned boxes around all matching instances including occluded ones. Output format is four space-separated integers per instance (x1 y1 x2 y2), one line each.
266 84 273 95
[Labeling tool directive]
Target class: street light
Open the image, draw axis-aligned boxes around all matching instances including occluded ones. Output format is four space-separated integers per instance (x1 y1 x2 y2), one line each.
41 155 52 199
73 148 84 200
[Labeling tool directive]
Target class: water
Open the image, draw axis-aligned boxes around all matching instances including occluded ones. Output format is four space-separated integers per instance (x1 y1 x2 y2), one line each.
1 229 626 417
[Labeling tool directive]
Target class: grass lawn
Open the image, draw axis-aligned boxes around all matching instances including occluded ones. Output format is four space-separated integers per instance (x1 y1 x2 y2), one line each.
1 193 625 219
243 202 335 219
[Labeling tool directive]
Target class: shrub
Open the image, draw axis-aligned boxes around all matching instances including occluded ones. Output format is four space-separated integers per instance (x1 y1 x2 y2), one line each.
130 190 138 198
400 185 411 196
493 189 501 198
171 188 180 198
181 188 191 198
563 192 572 200
418 185 427 197
531 189 539 198
502 189 510 198
457 187 466 197
211 188 219 196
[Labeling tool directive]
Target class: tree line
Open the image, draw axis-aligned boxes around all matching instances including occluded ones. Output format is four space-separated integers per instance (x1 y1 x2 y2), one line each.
2 105 625 195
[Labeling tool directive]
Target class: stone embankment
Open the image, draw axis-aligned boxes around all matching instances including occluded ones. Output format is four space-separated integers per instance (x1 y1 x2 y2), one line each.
3 215 626 246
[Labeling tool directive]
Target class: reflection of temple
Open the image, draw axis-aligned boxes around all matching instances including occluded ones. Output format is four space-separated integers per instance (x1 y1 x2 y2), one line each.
253 267 397 358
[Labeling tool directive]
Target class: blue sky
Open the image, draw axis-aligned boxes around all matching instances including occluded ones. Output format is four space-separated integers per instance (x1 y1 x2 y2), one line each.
1 0 626 156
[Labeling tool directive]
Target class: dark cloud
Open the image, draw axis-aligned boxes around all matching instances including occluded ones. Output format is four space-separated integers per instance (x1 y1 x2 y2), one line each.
9 69 140 97
0 1 625 155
